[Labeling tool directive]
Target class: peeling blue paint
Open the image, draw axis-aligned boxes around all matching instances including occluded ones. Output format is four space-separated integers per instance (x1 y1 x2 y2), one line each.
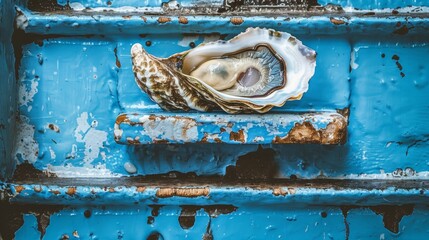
2 0 429 239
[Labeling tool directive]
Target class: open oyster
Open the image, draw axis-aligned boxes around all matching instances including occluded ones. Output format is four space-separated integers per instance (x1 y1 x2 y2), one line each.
131 27 316 114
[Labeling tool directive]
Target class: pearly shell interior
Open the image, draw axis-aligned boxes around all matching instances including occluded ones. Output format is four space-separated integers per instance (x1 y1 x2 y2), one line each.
187 46 285 97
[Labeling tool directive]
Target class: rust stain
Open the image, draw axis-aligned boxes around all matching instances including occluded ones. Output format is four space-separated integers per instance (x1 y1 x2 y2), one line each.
230 129 246 143
126 138 141 145
337 107 350 122
230 17 244 25
48 123 60 133
66 187 76 196
153 139 169 144
394 24 409 35
14 185 25 193
200 133 209 143
122 15 132 19
137 186 146 192
156 187 210 198
178 16 188 24
109 187 115 192
370 205 414 233
272 187 287 196
214 138 222 143
158 17 172 23
115 114 130 125
50 190 60 195
273 117 346 144
140 16 147 22
330 17 346 25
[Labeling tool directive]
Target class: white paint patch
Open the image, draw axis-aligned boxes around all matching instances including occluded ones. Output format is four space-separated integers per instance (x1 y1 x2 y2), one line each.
178 35 199 47
18 76 39 112
342 171 429 180
350 49 359 70
71 6 163 13
15 8 28 30
343 6 429 13
69 2 85 11
14 116 39 164
127 102 160 109
164 0 180 10
124 162 137 174
66 144 78 159
74 112 108 165
47 164 120 178
253 136 265 142
138 115 198 142
49 146 56 159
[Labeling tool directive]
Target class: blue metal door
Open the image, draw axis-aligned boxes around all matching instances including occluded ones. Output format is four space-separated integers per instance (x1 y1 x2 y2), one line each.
1 0 429 239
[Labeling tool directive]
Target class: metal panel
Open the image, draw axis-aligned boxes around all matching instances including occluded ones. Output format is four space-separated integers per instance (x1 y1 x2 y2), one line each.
1 0 429 239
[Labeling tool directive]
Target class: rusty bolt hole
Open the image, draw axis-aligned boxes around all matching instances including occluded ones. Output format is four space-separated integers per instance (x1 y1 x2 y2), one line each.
84 209 91 218
147 232 164 240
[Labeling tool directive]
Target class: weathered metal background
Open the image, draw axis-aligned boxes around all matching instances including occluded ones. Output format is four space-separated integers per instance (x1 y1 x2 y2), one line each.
1 0 429 239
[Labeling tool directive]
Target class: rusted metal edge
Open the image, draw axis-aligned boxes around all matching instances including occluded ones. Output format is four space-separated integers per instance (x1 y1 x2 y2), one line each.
20 10 429 36
2 180 429 206
113 112 347 145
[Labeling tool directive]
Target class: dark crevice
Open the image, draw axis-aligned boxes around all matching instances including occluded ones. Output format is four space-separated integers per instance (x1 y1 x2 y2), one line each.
11 161 53 181
341 205 414 235
202 218 213 240
225 145 277 180
370 205 414 233
178 205 237 231
0 203 64 240
27 0 71 12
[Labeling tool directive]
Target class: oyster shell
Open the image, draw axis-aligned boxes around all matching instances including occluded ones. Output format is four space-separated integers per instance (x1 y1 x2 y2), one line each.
131 27 316 114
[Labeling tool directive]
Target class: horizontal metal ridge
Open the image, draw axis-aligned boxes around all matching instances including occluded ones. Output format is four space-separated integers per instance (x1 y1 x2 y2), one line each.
17 8 429 36
114 112 347 145
2 178 429 205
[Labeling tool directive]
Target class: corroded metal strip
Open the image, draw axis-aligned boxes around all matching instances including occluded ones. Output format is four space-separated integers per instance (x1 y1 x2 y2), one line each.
5 180 429 206
156 187 210 198
114 112 347 145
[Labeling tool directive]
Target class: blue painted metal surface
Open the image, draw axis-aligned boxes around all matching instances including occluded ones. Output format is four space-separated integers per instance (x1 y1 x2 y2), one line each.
1 0 429 239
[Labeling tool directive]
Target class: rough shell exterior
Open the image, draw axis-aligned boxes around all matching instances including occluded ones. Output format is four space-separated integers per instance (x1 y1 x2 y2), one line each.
131 27 316 113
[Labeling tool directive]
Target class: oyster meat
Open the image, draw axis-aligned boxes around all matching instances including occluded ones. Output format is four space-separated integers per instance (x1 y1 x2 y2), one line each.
131 27 316 113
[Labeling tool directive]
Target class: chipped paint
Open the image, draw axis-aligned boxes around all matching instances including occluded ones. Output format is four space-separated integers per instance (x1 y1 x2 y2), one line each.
46 164 120 178
74 112 108 165
14 116 39 164
273 118 347 144
115 114 199 144
14 7 28 30
115 113 347 144
18 75 39 112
